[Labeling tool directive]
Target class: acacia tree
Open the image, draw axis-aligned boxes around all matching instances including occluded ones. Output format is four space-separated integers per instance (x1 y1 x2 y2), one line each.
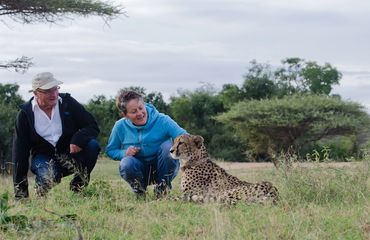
216 94 370 162
0 0 122 72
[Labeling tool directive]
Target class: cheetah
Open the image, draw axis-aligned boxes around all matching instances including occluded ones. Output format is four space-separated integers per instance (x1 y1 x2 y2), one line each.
170 134 279 205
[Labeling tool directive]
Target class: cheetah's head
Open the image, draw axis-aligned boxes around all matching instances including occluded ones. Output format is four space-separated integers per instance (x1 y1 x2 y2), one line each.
170 134 204 164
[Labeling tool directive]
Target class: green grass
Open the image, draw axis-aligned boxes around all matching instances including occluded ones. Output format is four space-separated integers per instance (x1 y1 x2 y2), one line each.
1 157 369 240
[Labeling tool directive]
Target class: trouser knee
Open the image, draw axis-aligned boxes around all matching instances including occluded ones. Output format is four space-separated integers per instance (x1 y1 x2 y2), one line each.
74 139 100 173
85 139 101 157
158 140 172 155
119 156 139 180
156 140 180 186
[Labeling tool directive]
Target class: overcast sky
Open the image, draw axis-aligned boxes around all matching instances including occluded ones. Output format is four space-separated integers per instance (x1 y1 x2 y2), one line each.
1 0 370 111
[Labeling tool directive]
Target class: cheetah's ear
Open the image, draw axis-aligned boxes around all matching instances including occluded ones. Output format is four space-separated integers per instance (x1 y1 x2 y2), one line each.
193 135 204 148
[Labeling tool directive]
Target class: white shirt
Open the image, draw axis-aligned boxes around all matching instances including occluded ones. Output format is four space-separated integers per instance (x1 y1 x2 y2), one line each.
32 97 63 147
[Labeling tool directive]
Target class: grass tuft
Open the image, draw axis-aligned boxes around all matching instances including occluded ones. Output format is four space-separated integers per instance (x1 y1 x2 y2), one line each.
277 157 370 206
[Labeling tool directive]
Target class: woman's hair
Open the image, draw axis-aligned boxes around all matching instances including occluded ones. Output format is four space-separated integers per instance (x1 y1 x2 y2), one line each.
115 90 143 114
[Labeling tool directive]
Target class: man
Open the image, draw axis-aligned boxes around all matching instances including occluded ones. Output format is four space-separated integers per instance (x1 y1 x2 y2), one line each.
12 72 100 198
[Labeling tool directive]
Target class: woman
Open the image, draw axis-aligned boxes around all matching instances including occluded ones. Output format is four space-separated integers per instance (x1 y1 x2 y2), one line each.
105 90 186 198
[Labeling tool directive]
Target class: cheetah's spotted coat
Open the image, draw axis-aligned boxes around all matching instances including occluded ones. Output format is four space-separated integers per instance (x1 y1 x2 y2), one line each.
170 134 279 204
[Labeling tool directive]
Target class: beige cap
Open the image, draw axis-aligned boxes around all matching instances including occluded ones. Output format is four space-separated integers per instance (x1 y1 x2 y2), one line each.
29 72 63 92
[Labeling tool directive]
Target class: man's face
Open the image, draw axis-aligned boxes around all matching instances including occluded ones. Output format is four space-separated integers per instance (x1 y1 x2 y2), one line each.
34 86 60 109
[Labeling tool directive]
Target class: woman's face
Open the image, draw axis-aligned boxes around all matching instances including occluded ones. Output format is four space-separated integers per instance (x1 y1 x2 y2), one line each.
124 99 147 126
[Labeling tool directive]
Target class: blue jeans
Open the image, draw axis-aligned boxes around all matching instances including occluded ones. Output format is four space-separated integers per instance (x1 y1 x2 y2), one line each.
119 140 180 193
30 139 100 193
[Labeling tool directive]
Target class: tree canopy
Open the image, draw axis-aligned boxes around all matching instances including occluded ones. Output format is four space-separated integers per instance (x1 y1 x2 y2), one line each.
0 0 122 24
216 94 370 160
275 58 342 95
242 60 276 100
219 58 342 108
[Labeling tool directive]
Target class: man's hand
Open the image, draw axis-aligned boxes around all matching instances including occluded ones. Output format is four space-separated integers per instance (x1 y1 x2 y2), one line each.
70 144 82 154
125 146 140 156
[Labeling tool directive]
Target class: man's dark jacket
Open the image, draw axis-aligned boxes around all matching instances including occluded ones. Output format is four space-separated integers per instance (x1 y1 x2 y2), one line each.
12 93 100 198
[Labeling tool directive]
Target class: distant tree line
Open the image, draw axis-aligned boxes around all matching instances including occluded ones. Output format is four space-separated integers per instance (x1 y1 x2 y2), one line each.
1 58 370 174
83 58 370 163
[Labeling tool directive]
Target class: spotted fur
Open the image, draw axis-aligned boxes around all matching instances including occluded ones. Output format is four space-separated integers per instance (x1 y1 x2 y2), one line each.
170 134 279 205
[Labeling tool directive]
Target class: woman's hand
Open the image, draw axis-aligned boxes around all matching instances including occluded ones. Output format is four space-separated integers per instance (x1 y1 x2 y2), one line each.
126 146 140 156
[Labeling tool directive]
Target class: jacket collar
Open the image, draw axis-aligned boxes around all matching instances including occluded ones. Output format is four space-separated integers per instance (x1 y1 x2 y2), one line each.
31 96 63 112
